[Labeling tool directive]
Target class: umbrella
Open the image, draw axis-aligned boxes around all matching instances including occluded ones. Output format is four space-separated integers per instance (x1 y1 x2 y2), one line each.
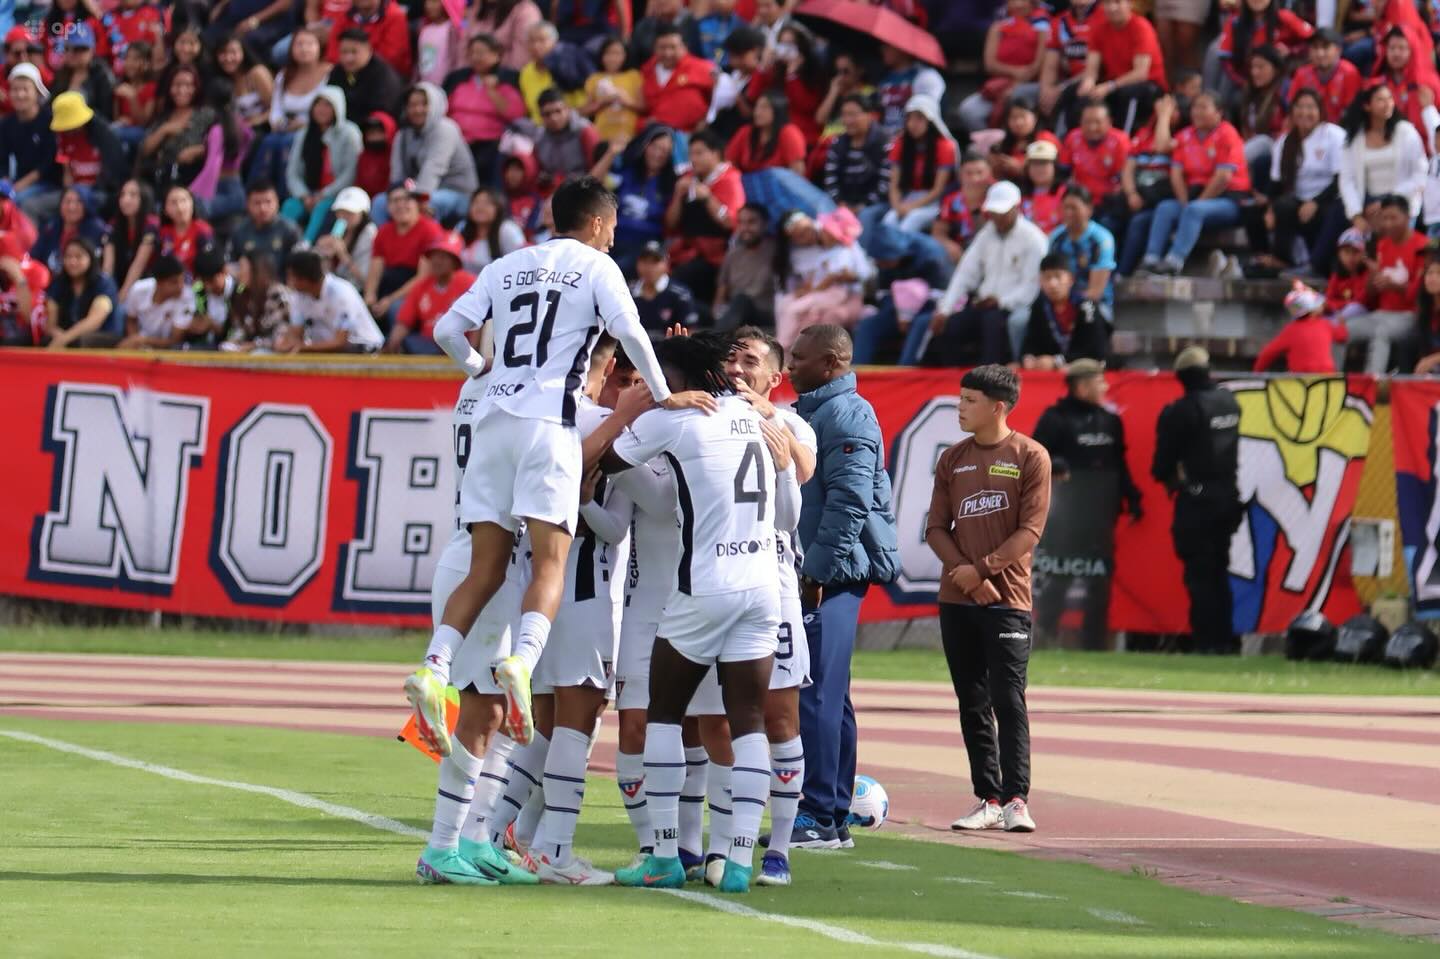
794 0 946 68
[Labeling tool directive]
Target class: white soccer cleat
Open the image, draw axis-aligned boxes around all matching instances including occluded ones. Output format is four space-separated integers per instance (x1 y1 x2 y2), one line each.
1002 798 1036 833
950 799 1004 831
535 853 614 886
704 855 726 888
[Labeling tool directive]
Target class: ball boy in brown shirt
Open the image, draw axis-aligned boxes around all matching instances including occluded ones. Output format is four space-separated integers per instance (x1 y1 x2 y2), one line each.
924 365 1052 834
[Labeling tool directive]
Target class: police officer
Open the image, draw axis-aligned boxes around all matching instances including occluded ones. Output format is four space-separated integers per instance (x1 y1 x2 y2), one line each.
1151 347 1242 654
1031 359 1142 649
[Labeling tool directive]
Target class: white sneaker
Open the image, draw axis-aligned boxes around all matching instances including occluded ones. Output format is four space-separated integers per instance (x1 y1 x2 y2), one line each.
534 853 613 886
1207 249 1228 278
1002 798 1036 833
704 855 726 887
624 851 651 872
950 799 1004 831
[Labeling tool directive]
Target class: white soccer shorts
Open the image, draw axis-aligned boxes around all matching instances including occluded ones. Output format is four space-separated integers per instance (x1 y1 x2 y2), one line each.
770 590 811 691
434 564 518 696
460 407 581 535
615 615 658 711
659 585 781 667
535 600 621 691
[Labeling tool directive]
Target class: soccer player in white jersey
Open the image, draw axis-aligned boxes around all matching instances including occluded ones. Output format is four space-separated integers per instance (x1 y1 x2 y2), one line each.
407 177 714 751
726 327 818 887
596 336 782 894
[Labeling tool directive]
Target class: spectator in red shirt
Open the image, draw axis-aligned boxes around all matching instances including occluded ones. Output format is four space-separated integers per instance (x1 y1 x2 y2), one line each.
642 24 715 134
1235 46 1288 190
157 184 214 275
364 180 444 324
1020 140 1066 234
989 97 1062 182
666 129 744 305
725 90 806 175
111 40 157 152
1061 99 1129 222
958 0 1050 135
874 94 956 234
1375 25 1440 143
1039 0 1098 122
1414 255 1440 374
327 0 412 79
1291 29 1362 124
42 0 106 75
100 0 165 74
385 233 476 354
1216 0 1313 88
1078 0 1167 134
1349 193 1428 372
1254 282 1347 372
1325 228 1371 321
932 149 994 263
1139 91 1249 274
744 22 827 145
50 90 127 206
0 183 39 252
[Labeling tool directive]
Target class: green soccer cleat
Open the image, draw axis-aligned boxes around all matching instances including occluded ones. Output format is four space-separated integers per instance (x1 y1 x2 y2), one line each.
403 667 451 757
459 837 540 885
718 860 752 894
614 854 687 889
494 655 535 746
416 846 498 886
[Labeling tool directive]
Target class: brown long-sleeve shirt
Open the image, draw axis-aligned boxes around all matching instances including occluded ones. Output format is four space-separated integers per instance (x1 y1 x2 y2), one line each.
926 431 1052 610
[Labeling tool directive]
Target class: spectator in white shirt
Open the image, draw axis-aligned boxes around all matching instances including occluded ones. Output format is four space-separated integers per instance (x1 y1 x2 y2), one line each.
278 249 386 353
1339 84 1427 233
117 254 197 349
1245 89 1347 275
928 181 1049 365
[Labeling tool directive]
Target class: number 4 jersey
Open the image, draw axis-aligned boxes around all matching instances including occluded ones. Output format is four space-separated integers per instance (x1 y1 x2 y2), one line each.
439 237 670 427
612 396 781 597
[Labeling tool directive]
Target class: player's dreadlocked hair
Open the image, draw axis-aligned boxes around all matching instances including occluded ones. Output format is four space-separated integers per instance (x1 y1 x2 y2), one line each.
654 334 734 397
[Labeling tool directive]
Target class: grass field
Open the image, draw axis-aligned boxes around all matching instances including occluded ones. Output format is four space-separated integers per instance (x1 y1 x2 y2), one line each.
3 716 1433 959
5 625 1436 696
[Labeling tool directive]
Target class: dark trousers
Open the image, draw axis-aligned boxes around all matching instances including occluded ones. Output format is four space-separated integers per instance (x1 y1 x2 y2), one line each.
1242 189 1343 268
672 257 719 309
1034 572 1111 650
928 305 1012 366
1172 493 1243 653
798 582 867 824
939 602 1033 802
715 293 773 332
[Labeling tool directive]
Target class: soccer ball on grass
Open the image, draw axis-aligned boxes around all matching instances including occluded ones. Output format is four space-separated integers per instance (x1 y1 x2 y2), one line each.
849 775 889 829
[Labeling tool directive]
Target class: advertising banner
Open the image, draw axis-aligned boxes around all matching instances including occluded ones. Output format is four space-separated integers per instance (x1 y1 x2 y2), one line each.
1392 380 1440 615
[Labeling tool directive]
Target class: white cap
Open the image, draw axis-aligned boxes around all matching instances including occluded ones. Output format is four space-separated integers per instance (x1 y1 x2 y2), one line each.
332 186 370 215
8 62 49 101
981 180 1022 215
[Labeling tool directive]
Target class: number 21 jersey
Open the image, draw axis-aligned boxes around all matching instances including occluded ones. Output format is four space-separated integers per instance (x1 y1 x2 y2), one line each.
444 237 642 427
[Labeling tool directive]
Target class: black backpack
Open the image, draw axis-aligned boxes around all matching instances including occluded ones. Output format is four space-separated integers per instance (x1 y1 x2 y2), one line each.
1334 614 1388 664
1383 623 1439 670
1285 611 1337 661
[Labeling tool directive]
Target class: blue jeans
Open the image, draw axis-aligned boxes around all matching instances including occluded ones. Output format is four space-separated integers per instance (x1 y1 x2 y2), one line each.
852 295 934 366
798 581 867 824
1145 197 1242 264
371 188 471 226
249 130 296 195
1119 208 1154 275
205 175 246 223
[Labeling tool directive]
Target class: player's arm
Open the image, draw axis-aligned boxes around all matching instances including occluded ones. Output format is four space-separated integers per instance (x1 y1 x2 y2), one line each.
579 481 633 544
600 408 679 476
975 447 1053 578
582 382 655 470
761 418 801 531
432 272 491 377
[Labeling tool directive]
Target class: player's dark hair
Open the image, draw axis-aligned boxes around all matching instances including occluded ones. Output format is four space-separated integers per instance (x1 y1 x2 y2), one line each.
1039 252 1072 274
551 175 618 233
732 325 784 371
961 363 1021 409
612 346 635 373
801 324 853 363
152 254 185 281
655 334 734 397
591 332 619 364
286 249 325 284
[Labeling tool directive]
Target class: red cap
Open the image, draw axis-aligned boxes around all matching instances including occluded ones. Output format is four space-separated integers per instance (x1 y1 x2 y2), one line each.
424 231 464 262
5 25 34 47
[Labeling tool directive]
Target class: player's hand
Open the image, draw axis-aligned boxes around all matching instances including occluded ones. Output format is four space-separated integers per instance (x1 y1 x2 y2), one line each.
949 564 983 594
800 576 823 609
662 390 718 413
969 579 1003 606
579 465 603 504
760 418 792 471
664 322 690 338
734 378 775 418
614 381 656 422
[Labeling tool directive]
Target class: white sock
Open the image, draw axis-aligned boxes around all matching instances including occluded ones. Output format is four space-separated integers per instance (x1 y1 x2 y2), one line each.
616 751 651 851
531 726 591 865
488 730 549 845
515 779 545 848
767 736 804 859
643 723 686 859
706 763 732 860
427 739 481 850
511 611 552 673
679 746 708 857
461 733 515 845
729 734 770 869
422 624 465 686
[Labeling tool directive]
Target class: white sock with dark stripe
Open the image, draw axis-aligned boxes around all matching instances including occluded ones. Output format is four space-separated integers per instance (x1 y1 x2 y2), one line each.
422 625 464 685
487 730 548 845
460 733 515 845
532 726 591 866
679 746 708 857
706 763 733 860
515 781 545 849
428 739 481 850
643 723 686 859
729 733 771 869
615 751 650 851
767 736 805 859
511 611 552 673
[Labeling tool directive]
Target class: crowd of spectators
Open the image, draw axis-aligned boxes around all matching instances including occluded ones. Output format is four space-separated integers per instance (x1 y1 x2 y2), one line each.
0 0 1438 370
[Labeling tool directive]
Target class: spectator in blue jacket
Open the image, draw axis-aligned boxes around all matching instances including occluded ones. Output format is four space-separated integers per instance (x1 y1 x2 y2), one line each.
785 323 899 849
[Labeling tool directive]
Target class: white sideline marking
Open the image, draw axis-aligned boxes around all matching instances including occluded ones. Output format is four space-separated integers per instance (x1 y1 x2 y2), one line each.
0 730 426 840
1002 891 1065 900
855 860 920 871
1087 908 1145 925
4 729 1007 959
939 877 994 885
660 889 1004 959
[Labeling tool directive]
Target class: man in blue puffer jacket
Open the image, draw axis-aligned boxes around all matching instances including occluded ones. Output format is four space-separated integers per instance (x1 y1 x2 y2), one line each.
785 324 899 849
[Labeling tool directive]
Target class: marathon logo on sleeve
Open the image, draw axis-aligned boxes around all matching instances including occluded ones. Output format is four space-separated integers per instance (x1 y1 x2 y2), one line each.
959 490 1010 518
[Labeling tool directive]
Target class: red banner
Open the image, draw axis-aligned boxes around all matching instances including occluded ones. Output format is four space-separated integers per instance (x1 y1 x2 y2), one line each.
1392 380 1440 615
0 352 1370 632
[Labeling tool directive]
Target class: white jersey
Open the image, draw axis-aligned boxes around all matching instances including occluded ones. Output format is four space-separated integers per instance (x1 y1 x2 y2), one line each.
291 274 384 350
442 238 666 427
124 278 196 340
567 400 632 613
611 456 680 622
437 374 489 573
613 395 779 597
